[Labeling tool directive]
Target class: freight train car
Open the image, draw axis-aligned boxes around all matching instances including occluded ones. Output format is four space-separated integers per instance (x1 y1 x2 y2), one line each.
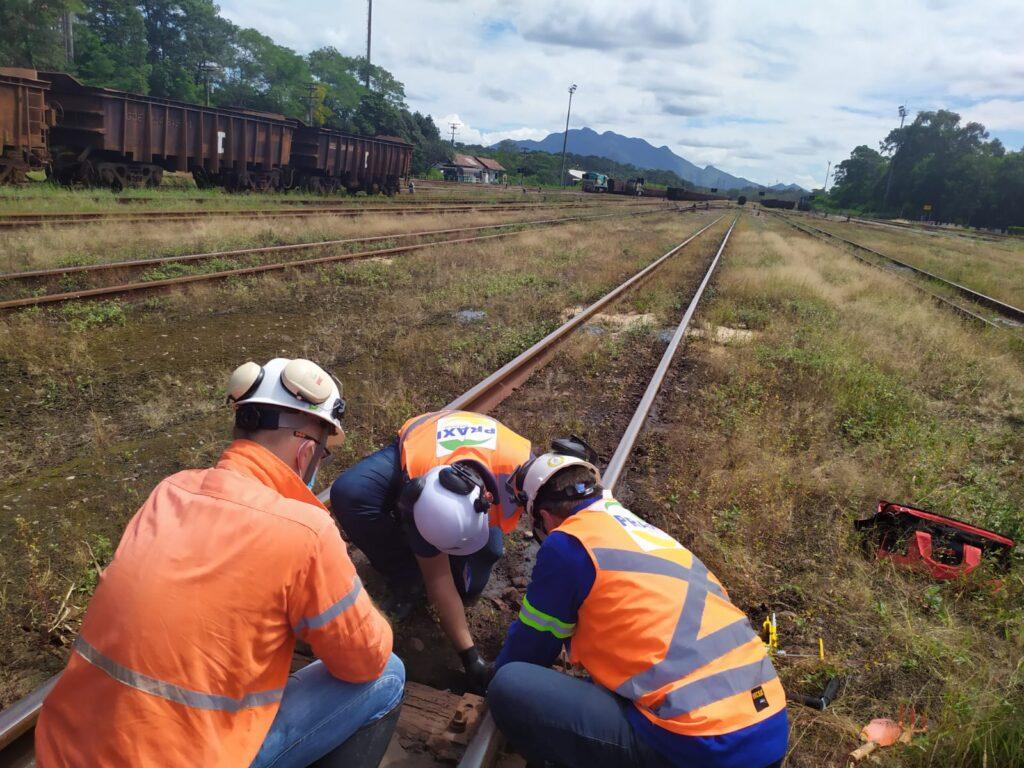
666 187 726 202
290 125 411 194
40 72 293 191
0 68 52 184
607 177 645 196
760 198 797 210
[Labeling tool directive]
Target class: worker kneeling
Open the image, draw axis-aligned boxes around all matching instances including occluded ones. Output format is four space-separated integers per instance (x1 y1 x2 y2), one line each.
36 358 404 768
331 410 531 693
487 450 788 768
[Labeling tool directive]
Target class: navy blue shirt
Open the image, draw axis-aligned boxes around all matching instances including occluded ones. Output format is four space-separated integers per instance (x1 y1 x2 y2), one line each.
495 496 788 768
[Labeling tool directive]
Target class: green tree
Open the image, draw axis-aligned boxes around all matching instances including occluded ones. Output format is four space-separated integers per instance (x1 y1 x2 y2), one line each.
216 27 313 118
73 0 150 92
0 0 75 69
829 145 887 210
137 0 235 101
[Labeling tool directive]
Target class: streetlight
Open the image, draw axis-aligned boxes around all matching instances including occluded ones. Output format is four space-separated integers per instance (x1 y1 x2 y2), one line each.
559 84 577 188
883 104 908 210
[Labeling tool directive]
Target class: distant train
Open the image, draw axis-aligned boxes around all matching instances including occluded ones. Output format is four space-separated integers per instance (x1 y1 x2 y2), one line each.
0 68 412 193
759 198 797 210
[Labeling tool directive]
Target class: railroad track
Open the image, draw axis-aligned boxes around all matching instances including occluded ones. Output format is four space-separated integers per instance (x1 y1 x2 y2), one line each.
0 214 736 767
0 200 640 230
773 213 1024 328
0 206 676 311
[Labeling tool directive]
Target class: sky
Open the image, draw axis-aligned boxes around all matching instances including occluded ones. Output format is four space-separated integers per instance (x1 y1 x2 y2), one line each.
218 0 1024 189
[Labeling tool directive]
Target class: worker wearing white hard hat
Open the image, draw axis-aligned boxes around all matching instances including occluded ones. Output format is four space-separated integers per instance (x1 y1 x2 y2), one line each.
330 410 535 694
486 441 788 768
37 357 405 768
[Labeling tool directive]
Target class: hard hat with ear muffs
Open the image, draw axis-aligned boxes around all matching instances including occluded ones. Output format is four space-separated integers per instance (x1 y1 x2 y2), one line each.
226 358 346 447
395 463 493 556
507 452 602 517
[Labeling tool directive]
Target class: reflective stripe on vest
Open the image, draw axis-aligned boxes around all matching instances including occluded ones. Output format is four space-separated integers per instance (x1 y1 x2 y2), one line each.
74 637 283 712
293 577 363 634
518 595 576 639
593 548 777 713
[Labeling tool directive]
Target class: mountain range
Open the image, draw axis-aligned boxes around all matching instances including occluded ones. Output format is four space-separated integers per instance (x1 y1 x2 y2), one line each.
497 127 805 192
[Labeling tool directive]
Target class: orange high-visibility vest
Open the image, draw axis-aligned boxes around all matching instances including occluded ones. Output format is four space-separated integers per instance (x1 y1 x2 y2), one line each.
398 410 531 533
35 440 393 767
557 494 785 737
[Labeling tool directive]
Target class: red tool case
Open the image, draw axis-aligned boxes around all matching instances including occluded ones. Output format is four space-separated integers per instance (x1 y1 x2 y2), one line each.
855 501 1014 579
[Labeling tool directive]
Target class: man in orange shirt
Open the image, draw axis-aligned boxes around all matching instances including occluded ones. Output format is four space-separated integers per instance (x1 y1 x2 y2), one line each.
36 358 403 768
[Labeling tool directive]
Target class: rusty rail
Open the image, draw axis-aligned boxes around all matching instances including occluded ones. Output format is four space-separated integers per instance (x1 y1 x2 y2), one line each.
0 209 660 283
459 217 739 768
0 200 635 230
773 213 1008 328
0 207 672 311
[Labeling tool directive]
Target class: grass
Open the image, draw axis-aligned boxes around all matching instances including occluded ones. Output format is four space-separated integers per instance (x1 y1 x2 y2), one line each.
0 202 627 275
620 214 1023 766
804 215 1024 311
0 210 717 706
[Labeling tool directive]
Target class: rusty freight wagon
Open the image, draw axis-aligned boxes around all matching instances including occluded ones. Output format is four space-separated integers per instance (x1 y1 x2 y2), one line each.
39 72 293 191
290 124 411 194
0 68 52 184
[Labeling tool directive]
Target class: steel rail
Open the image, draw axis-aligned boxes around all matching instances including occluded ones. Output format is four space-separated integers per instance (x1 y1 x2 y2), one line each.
0 209 657 282
772 213 1005 329
0 214 726 761
446 218 723 413
0 207 669 311
0 201 579 223
0 201 617 230
459 217 739 768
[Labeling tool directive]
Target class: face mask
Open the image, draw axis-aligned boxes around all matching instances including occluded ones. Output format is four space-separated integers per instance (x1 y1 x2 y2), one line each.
305 464 319 491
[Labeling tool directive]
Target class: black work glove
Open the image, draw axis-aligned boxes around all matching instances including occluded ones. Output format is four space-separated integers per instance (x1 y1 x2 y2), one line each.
459 645 495 695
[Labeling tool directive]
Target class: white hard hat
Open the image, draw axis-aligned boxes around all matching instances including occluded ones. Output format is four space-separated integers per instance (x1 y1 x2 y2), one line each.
226 358 345 443
510 453 602 516
411 465 492 556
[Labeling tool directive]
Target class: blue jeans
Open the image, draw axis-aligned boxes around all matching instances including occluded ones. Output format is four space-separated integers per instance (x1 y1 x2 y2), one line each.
331 442 503 600
487 663 672 768
250 655 405 768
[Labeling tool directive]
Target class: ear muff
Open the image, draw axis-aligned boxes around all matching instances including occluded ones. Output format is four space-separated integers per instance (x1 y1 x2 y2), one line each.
550 435 598 464
227 362 264 403
440 464 492 514
281 359 334 404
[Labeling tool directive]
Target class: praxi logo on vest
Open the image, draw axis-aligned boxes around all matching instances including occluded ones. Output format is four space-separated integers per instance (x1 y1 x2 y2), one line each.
435 414 498 457
604 500 682 553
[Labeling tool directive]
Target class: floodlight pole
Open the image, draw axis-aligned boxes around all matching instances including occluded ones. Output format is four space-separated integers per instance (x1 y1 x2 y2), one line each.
365 0 373 90
823 160 831 192
883 104 908 210
559 84 577 188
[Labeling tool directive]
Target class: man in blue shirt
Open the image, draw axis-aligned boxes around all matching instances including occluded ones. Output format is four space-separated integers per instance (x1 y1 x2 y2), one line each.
488 446 788 768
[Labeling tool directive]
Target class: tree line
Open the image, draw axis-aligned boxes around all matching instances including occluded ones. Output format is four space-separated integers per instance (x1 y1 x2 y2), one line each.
826 110 1024 230
0 0 451 174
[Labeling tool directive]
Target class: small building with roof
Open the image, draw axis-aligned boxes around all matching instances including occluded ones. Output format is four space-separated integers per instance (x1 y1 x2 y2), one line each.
437 153 507 184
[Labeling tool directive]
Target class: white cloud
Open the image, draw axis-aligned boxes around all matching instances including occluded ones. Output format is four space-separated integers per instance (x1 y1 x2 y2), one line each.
216 0 1024 187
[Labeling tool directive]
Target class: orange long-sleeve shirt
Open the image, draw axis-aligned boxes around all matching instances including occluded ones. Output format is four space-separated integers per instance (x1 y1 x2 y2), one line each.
36 439 392 767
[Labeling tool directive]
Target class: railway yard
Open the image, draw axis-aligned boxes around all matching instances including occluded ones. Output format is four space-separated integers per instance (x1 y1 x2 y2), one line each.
1 187 1023 768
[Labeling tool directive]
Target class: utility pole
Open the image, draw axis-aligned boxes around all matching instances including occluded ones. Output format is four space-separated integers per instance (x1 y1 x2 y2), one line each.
449 122 458 147
883 104 908 210
823 160 831 192
364 0 373 90
559 84 577 188
200 63 217 107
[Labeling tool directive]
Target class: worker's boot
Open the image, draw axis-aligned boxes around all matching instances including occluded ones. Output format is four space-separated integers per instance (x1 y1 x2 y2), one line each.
310 704 401 768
